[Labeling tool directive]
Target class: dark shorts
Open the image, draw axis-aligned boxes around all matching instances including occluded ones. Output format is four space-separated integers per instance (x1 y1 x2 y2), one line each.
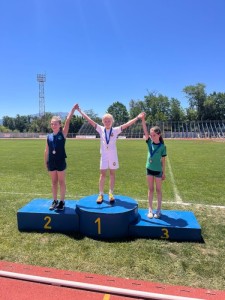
47 160 67 172
146 168 162 178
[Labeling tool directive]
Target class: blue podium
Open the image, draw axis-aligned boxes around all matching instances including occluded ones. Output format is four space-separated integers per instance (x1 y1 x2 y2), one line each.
17 195 202 242
129 209 202 242
76 194 138 239
17 199 79 233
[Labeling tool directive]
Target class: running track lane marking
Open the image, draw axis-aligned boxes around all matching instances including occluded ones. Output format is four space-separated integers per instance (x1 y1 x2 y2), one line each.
1 192 225 209
166 155 183 203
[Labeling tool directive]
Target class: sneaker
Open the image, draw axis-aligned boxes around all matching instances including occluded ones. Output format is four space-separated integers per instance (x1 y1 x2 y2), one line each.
49 200 58 210
154 211 161 219
147 211 153 219
109 192 115 203
97 194 103 204
55 200 65 211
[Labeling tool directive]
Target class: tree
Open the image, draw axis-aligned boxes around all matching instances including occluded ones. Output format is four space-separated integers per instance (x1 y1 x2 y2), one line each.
83 109 101 123
144 92 170 122
3 116 16 131
129 99 145 119
107 101 129 124
183 83 207 120
68 115 84 133
169 98 186 121
205 92 225 120
186 108 198 121
0 125 11 133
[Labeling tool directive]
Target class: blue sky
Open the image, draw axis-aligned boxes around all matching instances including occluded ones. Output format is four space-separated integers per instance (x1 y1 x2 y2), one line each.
0 0 225 119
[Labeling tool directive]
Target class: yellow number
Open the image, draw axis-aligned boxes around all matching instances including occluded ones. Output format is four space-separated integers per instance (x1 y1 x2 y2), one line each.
44 216 52 230
161 228 169 239
103 294 110 300
95 217 101 235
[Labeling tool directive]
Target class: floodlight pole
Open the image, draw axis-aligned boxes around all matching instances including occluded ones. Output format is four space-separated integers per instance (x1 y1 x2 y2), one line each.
37 74 46 117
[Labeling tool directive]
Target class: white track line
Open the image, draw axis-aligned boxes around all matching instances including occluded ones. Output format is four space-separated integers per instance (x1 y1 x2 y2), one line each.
0 191 225 209
0 270 204 300
166 155 183 203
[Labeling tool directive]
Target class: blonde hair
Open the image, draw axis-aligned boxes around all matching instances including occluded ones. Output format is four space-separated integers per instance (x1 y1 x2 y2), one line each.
51 116 63 131
102 113 114 124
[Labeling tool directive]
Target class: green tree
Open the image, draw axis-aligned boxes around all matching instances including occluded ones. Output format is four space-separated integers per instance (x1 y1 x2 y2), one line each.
169 98 186 121
205 92 225 120
83 109 101 123
129 99 145 119
68 115 84 133
186 108 198 121
183 83 207 120
144 92 170 122
0 125 10 133
14 115 32 132
107 101 129 124
3 116 16 131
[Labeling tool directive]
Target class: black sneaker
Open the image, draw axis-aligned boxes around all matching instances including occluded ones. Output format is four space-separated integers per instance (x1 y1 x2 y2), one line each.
55 200 65 211
49 200 58 210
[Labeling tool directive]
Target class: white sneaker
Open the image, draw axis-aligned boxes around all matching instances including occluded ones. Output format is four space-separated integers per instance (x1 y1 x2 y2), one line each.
147 211 153 219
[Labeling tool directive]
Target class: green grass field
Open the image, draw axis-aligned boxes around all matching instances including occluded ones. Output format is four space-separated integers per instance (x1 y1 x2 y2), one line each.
0 138 225 290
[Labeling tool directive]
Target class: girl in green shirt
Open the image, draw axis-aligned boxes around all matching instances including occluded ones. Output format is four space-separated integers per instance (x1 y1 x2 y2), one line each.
141 114 167 219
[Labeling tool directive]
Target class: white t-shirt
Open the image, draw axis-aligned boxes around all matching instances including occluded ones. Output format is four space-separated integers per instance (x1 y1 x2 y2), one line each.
96 125 122 169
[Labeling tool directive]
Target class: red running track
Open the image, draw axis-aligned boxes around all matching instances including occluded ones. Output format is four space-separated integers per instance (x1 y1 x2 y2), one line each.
0 261 225 300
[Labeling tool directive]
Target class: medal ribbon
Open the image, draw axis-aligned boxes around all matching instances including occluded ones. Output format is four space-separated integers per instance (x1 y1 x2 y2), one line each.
104 128 113 145
150 143 162 159
49 133 57 154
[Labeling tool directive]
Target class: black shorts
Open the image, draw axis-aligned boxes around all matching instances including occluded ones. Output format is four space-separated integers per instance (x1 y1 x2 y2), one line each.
47 160 67 172
146 168 162 178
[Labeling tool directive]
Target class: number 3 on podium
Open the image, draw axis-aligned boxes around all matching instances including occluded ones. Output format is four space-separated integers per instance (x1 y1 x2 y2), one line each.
161 228 169 239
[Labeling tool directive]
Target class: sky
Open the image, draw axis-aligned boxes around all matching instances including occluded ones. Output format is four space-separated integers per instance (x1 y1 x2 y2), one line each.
0 0 225 119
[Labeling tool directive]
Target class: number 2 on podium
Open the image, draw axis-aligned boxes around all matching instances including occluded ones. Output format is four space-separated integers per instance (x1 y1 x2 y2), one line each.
44 216 52 230
95 217 101 234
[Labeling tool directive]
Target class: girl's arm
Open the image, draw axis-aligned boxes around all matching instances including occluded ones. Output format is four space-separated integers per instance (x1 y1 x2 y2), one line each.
77 108 97 128
161 156 166 180
63 103 79 137
141 113 149 139
44 142 49 170
121 112 145 130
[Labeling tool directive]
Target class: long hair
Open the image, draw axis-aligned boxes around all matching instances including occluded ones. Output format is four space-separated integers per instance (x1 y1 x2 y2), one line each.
151 126 164 144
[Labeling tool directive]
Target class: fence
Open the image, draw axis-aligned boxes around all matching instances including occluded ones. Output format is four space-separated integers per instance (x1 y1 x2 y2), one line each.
76 120 225 139
1 121 225 139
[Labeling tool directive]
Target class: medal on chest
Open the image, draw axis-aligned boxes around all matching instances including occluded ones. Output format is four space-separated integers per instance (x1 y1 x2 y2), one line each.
105 128 112 149
149 143 161 163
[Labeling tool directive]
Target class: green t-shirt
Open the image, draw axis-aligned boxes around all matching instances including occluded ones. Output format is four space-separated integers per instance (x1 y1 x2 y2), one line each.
145 138 167 171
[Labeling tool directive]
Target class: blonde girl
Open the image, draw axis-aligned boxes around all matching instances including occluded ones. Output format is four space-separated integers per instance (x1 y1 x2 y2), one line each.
77 107 144 203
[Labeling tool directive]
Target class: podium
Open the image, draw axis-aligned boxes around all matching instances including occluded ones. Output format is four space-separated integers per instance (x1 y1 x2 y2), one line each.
76 194 138 239
17 199 79 233
17 195 202 242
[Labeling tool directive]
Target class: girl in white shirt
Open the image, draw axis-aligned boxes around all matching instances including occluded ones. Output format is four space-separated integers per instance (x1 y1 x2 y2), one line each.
77 107 144 204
